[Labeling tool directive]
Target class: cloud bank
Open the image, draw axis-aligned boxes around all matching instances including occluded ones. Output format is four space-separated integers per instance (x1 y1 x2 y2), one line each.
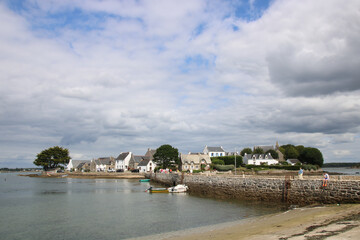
1 0 360 167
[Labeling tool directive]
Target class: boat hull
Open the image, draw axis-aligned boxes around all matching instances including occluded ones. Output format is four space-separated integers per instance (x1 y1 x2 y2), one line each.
139 179 150 182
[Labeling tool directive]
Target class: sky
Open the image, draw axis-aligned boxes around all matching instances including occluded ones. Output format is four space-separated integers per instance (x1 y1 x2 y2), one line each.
1 0 360 168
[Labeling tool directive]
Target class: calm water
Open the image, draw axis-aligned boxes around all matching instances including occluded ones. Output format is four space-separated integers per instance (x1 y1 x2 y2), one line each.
0 173 281 240
322 167 360 175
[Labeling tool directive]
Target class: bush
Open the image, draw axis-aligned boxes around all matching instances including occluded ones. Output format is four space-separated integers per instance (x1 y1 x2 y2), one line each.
192 170 202 173
211 156 242 167
302 164 319 171
212 159 225 165
213 164 235 171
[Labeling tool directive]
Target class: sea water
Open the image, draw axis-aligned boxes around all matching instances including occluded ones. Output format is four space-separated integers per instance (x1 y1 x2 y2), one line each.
0 173 281 240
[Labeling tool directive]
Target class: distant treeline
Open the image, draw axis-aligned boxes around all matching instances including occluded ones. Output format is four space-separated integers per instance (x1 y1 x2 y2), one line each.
0 168 41 172
322 162 360 168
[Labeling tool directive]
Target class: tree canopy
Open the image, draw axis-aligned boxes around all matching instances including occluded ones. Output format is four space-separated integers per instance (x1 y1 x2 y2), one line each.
153 144 180 169
265 149 279 159
240 147 252 156
253 147 264 154
33 146 71 170
298 147 324 167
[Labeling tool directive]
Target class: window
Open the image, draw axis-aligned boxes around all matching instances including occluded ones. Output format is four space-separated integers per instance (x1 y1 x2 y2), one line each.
211 153 214 156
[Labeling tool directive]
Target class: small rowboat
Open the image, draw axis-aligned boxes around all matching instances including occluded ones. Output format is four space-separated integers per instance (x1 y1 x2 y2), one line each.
146 187 168 193
139 179 150 182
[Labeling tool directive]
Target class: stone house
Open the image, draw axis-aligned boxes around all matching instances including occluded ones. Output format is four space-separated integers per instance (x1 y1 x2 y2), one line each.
145 148 157 160
181 153 212 171
92 157 115 172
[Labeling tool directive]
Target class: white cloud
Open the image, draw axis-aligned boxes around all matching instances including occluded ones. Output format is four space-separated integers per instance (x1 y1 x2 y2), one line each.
333 150 351 157
1 0 360 167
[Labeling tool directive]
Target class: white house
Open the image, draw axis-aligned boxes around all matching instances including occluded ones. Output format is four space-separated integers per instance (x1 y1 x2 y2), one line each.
287 159 301 165
137 159 156 173
181 153 212 171
203 146 226 157
66 160 91 171
243 153 279 165
115 152 133 171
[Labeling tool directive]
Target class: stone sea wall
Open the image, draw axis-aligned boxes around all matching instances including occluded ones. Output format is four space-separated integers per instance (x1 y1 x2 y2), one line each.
147 173 360 206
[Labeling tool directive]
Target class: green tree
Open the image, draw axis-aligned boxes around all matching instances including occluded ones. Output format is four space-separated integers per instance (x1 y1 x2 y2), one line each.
265 149 279 159
285 146 299 159
296 145 305 155
240 148 252 156
298 147 324 167
33 146 71 170
253 147 264 154
153 144 180 169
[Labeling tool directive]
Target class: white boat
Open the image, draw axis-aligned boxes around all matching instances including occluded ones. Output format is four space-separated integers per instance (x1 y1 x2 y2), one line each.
168 184 188 193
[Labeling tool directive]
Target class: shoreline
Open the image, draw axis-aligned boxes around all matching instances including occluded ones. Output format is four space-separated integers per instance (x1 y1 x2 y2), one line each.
136 204 360 240
19 172 146 179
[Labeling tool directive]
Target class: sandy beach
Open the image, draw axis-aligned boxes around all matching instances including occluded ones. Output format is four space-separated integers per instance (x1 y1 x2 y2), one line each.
153 204 360 240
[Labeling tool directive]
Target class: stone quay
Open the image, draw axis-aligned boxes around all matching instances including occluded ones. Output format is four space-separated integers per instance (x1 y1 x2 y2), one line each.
146 172 360 206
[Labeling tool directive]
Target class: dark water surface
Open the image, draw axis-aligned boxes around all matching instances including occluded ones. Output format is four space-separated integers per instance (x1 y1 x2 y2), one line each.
0 173 282 240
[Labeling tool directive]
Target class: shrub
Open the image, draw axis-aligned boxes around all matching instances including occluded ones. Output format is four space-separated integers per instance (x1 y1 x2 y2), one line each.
214 164 235 171
211 156 242 167
212 159 225 165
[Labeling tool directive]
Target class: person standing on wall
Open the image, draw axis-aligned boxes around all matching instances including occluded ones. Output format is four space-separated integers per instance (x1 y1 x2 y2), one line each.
298 167 304 180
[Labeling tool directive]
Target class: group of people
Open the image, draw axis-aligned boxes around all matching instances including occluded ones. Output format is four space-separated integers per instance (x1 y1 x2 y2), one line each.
298 167 329 187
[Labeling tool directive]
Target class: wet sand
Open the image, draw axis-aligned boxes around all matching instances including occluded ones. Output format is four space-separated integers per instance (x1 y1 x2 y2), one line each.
150 204 360 240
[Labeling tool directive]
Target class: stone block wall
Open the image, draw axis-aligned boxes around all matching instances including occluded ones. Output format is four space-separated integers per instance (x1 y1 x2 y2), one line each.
147 173 360 206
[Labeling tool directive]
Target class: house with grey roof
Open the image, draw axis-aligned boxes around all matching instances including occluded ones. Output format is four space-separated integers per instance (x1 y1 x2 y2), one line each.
66 160 91 172
115 152 136 171
181 153 212 172
287 159 301 165
203 146 226 157
137 159 156 173
243 153 279 165
92 157 115 172
145 148 157 160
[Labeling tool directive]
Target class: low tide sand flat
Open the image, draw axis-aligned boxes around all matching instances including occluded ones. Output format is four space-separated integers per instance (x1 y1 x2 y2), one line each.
141 204 360 240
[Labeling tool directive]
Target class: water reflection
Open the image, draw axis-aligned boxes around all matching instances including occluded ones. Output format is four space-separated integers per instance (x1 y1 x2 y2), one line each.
1 173 283 240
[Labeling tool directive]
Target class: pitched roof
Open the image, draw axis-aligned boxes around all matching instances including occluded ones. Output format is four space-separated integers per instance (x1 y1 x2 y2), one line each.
116 152 130 160
145 148 156 160
244 153 274 160
134 155 147 163
287 159 300 164
138 159 151 167
71 160 90 168
181 153 211 164
206 146 225 152
254 145 274 152
95 157 113 165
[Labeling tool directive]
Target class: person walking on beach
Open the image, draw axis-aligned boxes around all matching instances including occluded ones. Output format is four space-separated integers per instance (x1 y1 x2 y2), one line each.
298 167 303 180
323 172 329 187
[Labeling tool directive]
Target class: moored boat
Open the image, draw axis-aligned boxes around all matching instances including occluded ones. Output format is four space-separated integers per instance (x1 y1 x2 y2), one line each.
139 179 150 182
146 187 169 193
168 184 189 193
